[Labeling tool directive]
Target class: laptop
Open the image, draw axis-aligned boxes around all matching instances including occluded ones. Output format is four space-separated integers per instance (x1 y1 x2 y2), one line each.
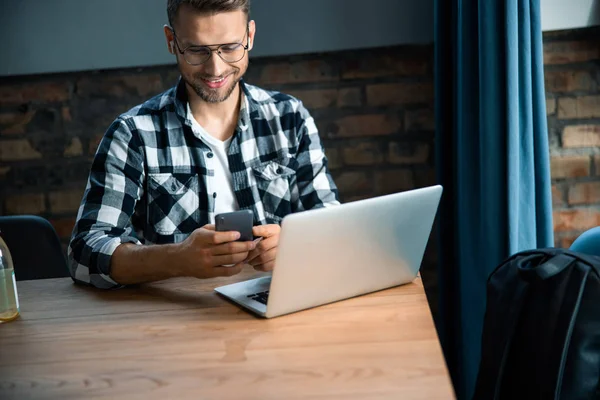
214 185 443 318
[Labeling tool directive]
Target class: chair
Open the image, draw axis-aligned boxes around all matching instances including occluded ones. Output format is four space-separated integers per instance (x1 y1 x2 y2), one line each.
0 215 70 281
569 226 600 257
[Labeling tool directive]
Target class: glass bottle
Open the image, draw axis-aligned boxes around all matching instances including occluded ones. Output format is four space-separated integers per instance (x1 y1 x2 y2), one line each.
0 230 19 323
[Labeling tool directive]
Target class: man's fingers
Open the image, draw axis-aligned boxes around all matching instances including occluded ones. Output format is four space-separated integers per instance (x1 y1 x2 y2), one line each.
252 224 280 239
194 225 239 244
253 260 275 272
210 230 241 244
210 252 249 267
211 240 256 256
248 247 277 267
246 235 278 263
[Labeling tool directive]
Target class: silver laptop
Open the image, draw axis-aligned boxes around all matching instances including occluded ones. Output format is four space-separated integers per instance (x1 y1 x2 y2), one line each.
214 185 443 318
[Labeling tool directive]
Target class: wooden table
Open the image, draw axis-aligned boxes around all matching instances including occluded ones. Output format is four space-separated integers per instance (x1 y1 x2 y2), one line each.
0 269 455 400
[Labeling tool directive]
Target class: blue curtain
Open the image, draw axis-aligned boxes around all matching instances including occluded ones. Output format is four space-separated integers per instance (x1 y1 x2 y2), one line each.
434 0 554 398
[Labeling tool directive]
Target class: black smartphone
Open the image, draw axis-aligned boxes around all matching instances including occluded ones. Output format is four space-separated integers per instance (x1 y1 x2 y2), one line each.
215 210 254 241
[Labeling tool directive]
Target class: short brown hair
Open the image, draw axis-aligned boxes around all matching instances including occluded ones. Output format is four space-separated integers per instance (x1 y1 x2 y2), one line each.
167 0 250 27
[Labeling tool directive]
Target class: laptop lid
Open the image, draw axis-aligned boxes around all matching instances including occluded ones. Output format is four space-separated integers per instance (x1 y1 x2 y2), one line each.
265 185 443 318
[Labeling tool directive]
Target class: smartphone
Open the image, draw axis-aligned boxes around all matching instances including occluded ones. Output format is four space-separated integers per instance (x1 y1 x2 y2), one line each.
215 210 254 241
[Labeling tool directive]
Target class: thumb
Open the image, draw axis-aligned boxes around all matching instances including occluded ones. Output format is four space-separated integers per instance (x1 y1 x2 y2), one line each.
252 224 279 238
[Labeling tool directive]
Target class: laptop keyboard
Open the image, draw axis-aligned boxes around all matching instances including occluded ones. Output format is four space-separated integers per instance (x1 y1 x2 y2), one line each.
247 290 269 305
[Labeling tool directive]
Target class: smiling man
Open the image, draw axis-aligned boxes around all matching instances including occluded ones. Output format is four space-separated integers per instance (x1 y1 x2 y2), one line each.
68 0 339 289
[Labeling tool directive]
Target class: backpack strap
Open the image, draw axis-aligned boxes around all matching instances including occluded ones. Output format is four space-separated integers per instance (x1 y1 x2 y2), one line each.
542 260 589 398
517 253 576 281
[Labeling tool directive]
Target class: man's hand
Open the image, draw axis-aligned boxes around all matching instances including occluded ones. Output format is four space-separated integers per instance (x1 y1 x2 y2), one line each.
246 224 281 272
176 224 257 279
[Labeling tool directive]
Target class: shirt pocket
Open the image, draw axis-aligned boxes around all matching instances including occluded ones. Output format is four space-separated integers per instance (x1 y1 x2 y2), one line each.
147 172 200 235
251 157 298 221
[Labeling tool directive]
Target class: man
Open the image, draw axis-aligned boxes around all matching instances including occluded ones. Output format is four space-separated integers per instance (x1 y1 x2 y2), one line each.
68 0 339 289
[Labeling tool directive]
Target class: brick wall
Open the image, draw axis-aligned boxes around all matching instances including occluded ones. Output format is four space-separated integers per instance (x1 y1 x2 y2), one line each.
0 44 435 254
244 46 435 202
1 26 599 264
544 26 600 249
0 71 167 251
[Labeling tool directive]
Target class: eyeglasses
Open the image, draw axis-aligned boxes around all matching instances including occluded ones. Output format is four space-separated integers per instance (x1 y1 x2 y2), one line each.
170 27 249 65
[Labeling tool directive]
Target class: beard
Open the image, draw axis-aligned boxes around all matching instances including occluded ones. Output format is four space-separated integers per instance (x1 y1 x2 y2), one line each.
180 59 247 104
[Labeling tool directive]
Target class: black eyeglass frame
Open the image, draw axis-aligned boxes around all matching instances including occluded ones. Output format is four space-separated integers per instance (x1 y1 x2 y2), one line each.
169 25 250 65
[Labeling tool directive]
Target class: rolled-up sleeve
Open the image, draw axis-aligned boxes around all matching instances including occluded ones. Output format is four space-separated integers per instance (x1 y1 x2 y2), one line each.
68 118 145 288
294 102 340 210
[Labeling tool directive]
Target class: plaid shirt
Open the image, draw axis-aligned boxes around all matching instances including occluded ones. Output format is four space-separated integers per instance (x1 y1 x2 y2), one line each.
68 79 340 288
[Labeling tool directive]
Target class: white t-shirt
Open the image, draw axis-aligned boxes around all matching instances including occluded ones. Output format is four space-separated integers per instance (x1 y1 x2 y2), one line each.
187 103 239 223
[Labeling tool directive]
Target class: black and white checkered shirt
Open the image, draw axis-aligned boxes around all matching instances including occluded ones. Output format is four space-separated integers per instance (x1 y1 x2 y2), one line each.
68 79 340 288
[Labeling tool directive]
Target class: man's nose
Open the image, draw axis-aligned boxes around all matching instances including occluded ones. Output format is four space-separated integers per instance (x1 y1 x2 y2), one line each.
203 50 227 77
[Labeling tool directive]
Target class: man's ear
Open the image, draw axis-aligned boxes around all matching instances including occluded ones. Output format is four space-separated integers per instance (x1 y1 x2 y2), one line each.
164 24 176 54
247 20 256 51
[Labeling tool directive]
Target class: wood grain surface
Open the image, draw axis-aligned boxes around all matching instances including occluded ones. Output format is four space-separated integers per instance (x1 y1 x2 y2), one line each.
0 269 455 399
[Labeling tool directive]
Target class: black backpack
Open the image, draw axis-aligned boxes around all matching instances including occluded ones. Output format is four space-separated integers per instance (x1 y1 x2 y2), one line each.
473 248 600 400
